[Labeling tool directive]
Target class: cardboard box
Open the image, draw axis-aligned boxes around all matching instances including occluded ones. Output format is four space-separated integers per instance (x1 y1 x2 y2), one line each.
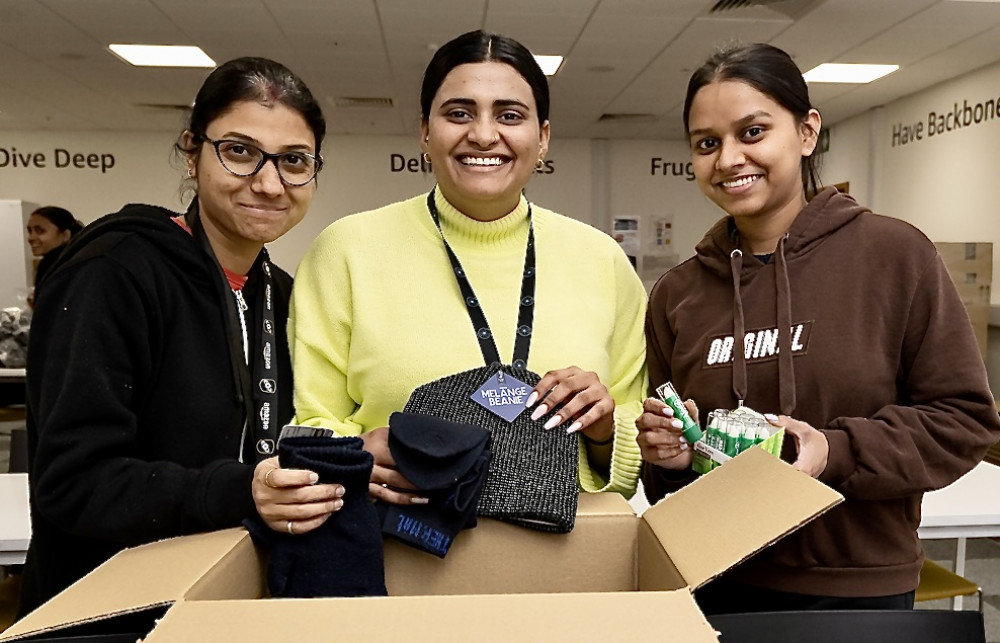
1 448 842 643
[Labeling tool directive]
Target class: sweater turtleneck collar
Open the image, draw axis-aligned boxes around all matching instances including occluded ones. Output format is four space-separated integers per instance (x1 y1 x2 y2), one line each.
432 188 531 252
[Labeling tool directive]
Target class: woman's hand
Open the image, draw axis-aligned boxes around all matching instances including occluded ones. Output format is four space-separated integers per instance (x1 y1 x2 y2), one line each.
765 414 829 478
635 397 697 470
359 427 429 506
252 457 345 536
525 366 615 442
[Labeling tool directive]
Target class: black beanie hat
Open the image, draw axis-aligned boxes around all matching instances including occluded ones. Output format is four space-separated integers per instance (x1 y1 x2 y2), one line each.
403 363 579 533
378 412 492 558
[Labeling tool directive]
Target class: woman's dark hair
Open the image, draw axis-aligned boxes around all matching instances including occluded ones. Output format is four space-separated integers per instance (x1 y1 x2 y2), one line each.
420 30 550 123
683 43 821 195
31 206 83 236
176 56 326 159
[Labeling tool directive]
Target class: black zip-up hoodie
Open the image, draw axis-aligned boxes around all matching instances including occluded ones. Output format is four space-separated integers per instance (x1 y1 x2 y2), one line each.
19 203 293 615
643 188 1000 597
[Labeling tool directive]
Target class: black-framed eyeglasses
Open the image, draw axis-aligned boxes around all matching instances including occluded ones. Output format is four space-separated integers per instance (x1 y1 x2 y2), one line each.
200 136 322 187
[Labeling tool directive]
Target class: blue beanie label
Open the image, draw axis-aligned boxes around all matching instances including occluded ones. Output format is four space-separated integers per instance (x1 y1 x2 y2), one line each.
472 371 531 422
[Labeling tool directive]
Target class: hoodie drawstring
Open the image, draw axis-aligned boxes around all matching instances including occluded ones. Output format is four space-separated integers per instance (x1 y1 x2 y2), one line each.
729 238 797 415
775 235 797 415
729 249 747 406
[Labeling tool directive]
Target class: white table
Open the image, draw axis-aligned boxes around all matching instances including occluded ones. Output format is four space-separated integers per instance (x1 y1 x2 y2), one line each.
0 473 29 567
917 460 1000 607
0 368 26 382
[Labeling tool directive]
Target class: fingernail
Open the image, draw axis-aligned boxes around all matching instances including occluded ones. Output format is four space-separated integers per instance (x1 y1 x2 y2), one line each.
333 499 344 510
544 414 563 430
567 421 583 434
530 404 548 422
679 436 688 444
764 413 779 423
411 497 430 505
681 443 689 451
661 407 675 417
309 473 319 484
334 486 345 497
525 391 539 408
670 419 683 430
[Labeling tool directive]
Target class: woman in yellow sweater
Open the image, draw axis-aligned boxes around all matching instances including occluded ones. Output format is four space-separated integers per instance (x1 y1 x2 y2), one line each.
255 31 646 532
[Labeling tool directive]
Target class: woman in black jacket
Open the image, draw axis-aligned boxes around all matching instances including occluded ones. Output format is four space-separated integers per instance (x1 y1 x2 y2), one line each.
19 57 342 615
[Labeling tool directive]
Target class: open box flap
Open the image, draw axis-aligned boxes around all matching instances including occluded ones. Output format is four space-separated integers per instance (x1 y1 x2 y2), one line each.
641 447 843 589
0 528 247 641
143 591 720 642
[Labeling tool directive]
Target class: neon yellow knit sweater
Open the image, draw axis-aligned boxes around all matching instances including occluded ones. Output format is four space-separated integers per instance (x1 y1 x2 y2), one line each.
290 190 647 496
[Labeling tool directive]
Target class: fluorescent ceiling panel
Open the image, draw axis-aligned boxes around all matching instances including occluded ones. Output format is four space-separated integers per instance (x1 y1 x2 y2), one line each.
803 63 899 84
534 55 564 76
109 44 216 68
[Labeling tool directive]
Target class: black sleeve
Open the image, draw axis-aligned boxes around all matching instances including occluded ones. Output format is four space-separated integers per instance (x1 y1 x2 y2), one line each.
28 256 254 547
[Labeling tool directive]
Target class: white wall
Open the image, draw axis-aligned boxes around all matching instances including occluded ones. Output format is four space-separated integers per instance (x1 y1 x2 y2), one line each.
0 131 599 275
824 60 1000 304
7 55 1000 292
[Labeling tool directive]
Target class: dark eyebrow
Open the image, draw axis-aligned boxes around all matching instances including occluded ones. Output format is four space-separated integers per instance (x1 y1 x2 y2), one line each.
688 110 773 140
216 132 313 152
441 97 531 111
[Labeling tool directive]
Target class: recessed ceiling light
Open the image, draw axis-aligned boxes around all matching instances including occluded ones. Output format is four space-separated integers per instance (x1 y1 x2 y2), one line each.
534 55 564 76
802 63 899 84
108 44 216 68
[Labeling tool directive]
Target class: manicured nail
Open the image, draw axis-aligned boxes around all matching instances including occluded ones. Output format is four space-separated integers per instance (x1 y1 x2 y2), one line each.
334 486 345 497
525 391 539 408
530 404 549 421
567 421 583 434
679 435 688 444
309 473 319 484
764 413 779 423
670 419 683 430
544 414 563 430
661 406 675 417
681 443 689 451
332 499 344 510
411 497 430 505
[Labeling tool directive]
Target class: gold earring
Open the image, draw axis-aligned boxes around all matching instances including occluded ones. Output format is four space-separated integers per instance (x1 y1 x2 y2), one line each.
187 168 195 178
535 158 545 171
422 153 432 165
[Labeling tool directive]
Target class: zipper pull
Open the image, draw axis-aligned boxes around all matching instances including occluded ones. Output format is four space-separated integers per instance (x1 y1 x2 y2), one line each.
233 289 248 311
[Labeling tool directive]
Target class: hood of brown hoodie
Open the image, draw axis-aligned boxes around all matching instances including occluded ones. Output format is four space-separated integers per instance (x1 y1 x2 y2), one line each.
691 187 870 414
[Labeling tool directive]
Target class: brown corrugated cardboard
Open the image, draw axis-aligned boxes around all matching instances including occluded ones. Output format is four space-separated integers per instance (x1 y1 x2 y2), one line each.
143 591 716 642
1 447 842 643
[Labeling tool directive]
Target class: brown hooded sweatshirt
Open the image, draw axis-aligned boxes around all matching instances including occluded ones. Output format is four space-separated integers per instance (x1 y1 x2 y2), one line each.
643 187 1000 597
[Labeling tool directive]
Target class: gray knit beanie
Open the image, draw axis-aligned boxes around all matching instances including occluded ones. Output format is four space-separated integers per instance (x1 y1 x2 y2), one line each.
404 363 579 533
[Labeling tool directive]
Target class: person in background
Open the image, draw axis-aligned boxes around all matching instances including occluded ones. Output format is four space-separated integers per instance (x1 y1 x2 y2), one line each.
259 30 646 530
25 206 83 303
18 57 341 616
637 42 1000 613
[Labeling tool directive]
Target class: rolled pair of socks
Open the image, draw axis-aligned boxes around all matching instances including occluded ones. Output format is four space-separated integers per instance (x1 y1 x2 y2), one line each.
378 411 492 558
403 363 580 533
244 435 387 598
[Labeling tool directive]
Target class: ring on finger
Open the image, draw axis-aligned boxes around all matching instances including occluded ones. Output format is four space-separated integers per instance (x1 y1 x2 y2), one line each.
380 483 389 489
287 520 294 535
263 468 278 489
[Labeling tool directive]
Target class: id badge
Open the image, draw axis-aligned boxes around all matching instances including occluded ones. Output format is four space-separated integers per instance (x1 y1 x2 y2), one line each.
471 370 532 422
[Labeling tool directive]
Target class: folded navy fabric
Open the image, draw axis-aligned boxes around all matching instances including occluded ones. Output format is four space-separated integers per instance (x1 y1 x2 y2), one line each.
244 435 387 598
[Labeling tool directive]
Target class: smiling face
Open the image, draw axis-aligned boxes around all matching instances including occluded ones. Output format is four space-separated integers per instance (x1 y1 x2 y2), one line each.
185 99 317 272
421 61 550 221
26 214 71 256
687 80 820 227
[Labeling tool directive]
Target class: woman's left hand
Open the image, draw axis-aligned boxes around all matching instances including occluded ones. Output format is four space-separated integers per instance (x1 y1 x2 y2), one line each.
525 366 615 442
766 414 829 478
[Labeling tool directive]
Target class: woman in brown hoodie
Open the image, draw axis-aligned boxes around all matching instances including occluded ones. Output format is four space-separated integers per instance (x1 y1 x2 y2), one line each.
637 42 1000 613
